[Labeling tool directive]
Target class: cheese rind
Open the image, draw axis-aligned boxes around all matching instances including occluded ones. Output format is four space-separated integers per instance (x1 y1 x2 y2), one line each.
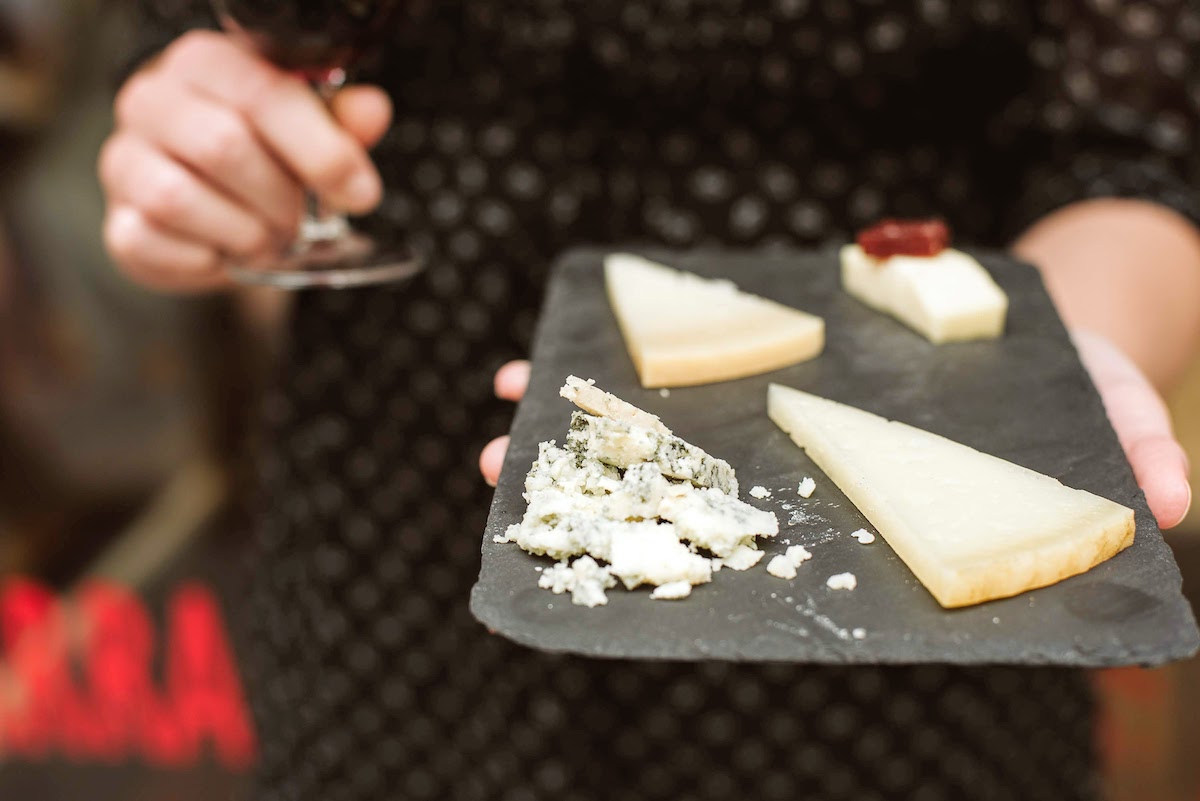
560 375 670 434
839 244 1008 343
768 384 1135 608
605 253 825 387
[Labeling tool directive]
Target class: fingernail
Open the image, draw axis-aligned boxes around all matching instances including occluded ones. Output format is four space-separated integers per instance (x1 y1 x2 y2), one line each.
343 170 381 210
485 474 498 488
1180 481 1193 524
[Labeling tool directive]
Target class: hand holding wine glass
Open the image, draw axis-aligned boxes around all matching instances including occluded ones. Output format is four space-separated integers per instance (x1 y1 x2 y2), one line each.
100 16 411 291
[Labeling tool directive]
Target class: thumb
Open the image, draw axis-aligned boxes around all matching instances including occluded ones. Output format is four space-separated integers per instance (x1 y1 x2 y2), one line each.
329 85 393 149
1073 329 1192 529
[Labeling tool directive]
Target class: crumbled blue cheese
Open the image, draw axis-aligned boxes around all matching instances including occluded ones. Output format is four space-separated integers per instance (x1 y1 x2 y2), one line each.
513 459 677 561
614 462 673 519
538 556 618 607
850 529 875 544
852 627 866 640
609 522 713 589
501 377 780 605
566 411 739 496
826 572 858 590
658 485 778 557
749 485 771 499
524 441 621 498
797 477 816 498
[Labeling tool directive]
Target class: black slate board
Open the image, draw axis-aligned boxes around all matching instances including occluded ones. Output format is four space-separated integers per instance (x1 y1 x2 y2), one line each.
470 248 1200 666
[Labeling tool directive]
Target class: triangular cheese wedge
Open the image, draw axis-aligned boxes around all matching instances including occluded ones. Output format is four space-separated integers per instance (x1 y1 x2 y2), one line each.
605 254 824 388
840 244 1008 343
767 384 1135 607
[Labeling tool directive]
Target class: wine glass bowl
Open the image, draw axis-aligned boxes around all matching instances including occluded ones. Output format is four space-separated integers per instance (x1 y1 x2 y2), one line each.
213 0 402 74
210 0 420 289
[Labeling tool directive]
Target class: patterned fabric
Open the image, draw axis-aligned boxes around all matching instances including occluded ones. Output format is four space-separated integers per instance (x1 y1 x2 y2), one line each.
123 1 1200 799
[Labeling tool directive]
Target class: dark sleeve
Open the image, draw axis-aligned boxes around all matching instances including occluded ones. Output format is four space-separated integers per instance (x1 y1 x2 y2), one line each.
1005 0 1200 237
113 0 214 82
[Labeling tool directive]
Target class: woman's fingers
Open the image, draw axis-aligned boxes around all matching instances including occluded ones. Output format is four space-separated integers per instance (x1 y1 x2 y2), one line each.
1074 329 1192 528
157 31 382 214
494 360 531 402
101 29 393 290
1127 435 1192 528
330 85 394 148
102 205 229 292
480 362 533 485
480 436 510 488
100 133 277 259
116 71 304 234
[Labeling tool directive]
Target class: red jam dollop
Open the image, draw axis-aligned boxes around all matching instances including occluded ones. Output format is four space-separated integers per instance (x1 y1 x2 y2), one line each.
857 218 950 259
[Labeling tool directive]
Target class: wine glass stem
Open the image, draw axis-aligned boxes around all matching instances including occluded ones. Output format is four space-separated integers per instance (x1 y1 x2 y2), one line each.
300 69 351 245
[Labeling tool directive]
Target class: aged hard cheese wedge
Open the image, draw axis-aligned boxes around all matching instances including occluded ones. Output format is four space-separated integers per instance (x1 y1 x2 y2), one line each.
605 253 825 388
767 384 1135 607
840 244 1008 343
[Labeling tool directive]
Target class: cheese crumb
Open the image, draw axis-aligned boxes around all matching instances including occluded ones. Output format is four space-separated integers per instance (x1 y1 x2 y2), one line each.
767 544 813 580
651 581 693 600
797 477 816 498
784 545 812 565
721 544 765 571
826 572 858 591
766 555 797 579
749 485 771 499
852 627 866 640
659 388 671 398
850 529 876 545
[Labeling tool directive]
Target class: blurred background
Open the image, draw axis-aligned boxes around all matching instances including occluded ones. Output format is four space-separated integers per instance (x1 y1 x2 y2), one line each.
0 1 1198 799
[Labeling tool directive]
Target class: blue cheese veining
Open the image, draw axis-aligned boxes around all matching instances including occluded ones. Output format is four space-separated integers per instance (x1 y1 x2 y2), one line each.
565 412 739 496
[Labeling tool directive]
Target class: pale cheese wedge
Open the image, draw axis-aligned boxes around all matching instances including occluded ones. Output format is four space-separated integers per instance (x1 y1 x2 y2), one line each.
840 244 1007 343
605 253 825 388
767 384 1135 607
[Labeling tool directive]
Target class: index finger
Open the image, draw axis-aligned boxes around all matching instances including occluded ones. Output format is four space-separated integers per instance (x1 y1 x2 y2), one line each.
157 32 382 214
1074 330 1192 528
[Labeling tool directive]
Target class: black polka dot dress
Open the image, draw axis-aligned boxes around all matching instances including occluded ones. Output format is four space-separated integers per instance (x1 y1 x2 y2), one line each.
130 1 1200 799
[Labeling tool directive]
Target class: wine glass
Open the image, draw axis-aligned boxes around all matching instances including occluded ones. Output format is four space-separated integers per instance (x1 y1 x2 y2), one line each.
211 0 422 290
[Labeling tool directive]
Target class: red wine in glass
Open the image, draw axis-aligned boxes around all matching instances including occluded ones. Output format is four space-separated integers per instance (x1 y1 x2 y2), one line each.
211 0 421 289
